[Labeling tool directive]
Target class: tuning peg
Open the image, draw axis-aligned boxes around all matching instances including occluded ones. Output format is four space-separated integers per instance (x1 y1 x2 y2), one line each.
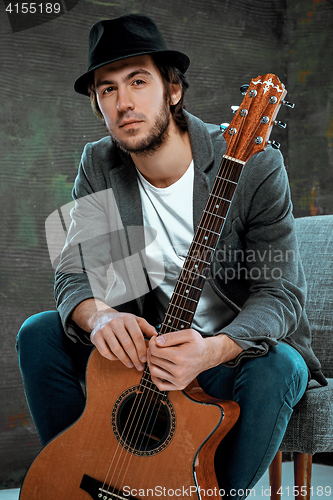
274 120 287 129
220 123 229 132
283 100 295 108
269 140 280 149
231 106 239 114
240 84 249 95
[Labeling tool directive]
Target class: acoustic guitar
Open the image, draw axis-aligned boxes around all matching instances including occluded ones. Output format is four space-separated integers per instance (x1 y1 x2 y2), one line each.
20 74 288 500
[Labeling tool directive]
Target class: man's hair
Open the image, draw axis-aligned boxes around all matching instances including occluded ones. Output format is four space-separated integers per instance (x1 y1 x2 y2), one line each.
88 54 189 132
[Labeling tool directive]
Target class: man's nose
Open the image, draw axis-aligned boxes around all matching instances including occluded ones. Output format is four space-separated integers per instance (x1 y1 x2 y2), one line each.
117 87 134 112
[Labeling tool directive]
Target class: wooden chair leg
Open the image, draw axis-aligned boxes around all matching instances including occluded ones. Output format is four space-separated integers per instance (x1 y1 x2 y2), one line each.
269 450 282 500
294 453 312 500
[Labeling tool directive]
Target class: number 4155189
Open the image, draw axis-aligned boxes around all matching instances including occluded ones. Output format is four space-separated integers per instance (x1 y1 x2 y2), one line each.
5 3 61 14
276 486 332 496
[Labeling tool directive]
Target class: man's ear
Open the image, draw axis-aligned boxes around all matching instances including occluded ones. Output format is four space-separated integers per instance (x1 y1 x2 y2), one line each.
170 83 182 106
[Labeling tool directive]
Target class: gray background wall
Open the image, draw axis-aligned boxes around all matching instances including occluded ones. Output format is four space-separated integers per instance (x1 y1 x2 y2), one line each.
1 0 332 488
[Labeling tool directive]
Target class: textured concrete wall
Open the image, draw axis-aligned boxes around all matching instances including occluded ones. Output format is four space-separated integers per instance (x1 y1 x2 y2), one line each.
0 0 332 488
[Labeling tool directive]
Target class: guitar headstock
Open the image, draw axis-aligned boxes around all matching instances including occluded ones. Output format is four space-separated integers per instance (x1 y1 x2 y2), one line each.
223 74 288 163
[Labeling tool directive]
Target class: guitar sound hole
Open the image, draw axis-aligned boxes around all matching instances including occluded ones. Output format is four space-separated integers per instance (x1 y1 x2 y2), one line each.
112 386 176 456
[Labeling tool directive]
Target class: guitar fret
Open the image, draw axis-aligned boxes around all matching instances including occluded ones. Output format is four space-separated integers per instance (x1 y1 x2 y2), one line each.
140 369 168 395
216 176 237 185
174 291 198 303
140 375 154 385
141 384 167 397
181 268 206 279
155 139 246 351
177 279 202 291
191 241 215 251
166 303 195 315
186 257 210 266
161 315 205 331
210 194 231 203
198 226 220 235
204 210 225 219
161 325 178 331
164 314 191 324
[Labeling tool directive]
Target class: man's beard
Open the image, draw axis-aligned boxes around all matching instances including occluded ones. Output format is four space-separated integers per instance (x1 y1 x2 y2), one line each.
107 99 171 157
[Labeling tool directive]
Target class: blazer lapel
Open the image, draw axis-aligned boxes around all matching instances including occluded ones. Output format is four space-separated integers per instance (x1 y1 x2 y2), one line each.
185 111 226 230
109 158 146 256
109 159 146 314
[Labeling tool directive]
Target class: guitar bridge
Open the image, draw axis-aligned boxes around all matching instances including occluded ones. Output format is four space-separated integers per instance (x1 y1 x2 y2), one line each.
80 474 138 500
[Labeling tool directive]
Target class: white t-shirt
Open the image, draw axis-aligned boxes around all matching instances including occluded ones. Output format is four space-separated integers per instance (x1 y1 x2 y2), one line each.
136 162 232 336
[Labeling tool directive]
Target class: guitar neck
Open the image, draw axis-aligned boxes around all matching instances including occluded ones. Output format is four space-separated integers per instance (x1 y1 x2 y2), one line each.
159 156 244 335
157 72 287 335
140 73 287 394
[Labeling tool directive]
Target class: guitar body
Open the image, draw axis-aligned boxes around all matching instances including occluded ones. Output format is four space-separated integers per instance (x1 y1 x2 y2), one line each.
20 349 239 500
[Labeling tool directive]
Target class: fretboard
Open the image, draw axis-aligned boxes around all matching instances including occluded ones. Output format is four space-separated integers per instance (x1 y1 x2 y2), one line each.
138 72 287 398
139 155 244 398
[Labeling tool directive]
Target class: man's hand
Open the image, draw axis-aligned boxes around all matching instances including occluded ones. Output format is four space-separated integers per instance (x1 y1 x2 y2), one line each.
147 329 243 391
91 311 157 370
71 299 157 370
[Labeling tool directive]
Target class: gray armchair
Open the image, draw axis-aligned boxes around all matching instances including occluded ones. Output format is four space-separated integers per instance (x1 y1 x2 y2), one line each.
269 215 333 499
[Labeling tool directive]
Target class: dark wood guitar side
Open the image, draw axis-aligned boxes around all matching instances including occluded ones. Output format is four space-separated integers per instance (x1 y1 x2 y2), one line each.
20 349 240 499
20 74 287 500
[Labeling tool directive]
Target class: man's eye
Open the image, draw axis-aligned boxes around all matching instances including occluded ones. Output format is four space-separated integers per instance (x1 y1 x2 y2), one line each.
133 79 145 86
103 86 115 94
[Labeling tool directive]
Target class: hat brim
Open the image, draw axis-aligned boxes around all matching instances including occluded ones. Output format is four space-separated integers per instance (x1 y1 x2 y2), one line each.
74 49 190 96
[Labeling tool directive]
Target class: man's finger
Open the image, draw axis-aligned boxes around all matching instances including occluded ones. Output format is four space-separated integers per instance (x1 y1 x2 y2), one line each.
137 317 158 338
155 330 191 347
91 331 124 363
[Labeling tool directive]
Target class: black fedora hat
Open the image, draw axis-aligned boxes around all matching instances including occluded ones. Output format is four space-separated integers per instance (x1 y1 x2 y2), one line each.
74 14 190 96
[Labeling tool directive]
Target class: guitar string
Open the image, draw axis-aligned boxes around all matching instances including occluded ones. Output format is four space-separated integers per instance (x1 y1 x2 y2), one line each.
121 365 171 487
101 167 197 494
163 156 240 331
100 122 246 497
102 157 235 496
109 383 171 497
126 397 167 485
169 91 280 330
155 88 280 340
128 158 242 463
105 378 164 496
112 377 168 491
111 157 238 492
162 90 281 346
107 389 168 499
147 157 239 365
100 367 159 495
99 380 144 494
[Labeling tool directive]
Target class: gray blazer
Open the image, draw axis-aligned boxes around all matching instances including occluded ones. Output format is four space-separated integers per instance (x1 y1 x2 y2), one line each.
55 111 325 384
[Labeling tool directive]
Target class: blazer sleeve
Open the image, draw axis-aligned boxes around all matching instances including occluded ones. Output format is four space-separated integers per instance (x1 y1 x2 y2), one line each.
54 143 119 342
216 146 307 348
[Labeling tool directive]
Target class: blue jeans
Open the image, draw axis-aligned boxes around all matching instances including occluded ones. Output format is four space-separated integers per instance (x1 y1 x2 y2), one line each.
16 310 308 500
